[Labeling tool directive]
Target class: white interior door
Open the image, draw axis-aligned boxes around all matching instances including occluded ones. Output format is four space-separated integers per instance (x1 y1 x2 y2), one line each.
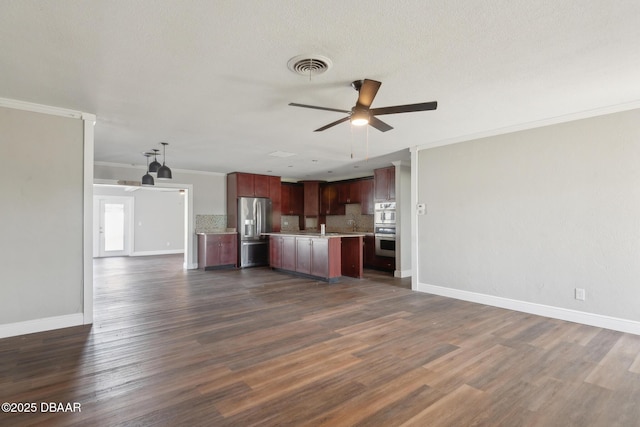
94 196 133 257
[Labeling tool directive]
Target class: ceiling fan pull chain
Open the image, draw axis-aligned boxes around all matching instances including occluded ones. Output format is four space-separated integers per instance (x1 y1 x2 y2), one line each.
366 125 370 161
350 123 354 159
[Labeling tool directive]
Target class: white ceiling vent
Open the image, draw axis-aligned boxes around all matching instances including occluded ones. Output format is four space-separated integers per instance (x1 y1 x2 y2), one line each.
287 55 332 76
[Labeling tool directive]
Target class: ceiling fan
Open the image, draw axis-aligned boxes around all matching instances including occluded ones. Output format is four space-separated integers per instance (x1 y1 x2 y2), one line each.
289 79 437 132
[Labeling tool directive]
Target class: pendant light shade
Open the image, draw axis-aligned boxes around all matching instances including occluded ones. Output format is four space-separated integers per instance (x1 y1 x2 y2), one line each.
157 142 172 180
142 153 155 186
148 148 161 173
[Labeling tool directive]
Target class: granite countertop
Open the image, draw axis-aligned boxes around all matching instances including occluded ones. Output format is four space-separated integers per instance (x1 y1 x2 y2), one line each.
263 231 368 238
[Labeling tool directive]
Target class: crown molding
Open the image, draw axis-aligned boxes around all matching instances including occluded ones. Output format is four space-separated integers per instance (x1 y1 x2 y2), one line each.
415 99 640 152
93 161 226 176
0 96 91 120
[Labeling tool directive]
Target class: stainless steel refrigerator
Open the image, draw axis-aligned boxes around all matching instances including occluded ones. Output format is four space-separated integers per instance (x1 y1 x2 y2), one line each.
237 197 272 267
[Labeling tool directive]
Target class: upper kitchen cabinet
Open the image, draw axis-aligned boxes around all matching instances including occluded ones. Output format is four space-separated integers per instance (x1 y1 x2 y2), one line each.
227 172 280 229
321 183 345 216
302 181 323 216
337 181 361 205
231 172 271 197
269 176 281 232
359 177 374 214
281 182 304 215
374 166 395 201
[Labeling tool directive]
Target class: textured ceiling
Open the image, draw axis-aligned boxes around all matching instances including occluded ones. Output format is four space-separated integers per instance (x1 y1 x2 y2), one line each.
1 1 639 181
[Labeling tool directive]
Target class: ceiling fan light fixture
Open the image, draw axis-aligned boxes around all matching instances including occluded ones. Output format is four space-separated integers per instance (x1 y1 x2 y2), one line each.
350 108 369 126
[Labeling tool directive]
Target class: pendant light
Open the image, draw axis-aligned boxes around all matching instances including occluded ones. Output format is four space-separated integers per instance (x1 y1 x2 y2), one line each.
141 152 155 186
157 142 172 179
148 148 161 173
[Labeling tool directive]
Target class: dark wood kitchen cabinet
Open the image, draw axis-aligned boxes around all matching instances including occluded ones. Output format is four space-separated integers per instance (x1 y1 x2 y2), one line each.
233 172 270 197
363 234 395 271
227 172 280 229
374 166 395 201
295 236 340 279
269 235 282 268
309 238 330 278
270 234 360 281
338 181 361 205
320 183 345 215
295 238 312 275
281 182 304 215
359 177 374 214
341 236 363 278
270 234 296 269
198 233 237 270
281 236 297 271
302 181 322 216
270 176 282 232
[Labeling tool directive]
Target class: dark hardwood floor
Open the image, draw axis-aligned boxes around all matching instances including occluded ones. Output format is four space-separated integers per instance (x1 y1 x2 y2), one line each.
1 254 640 426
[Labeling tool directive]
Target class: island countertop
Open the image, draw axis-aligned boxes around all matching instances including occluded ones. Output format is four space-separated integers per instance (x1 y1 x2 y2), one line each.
196 231 237 235
263 231 368 238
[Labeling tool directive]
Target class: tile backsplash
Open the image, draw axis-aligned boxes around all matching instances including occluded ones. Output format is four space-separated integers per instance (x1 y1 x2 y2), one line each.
195 215 228 233
281 215 300 232
279 204 374 233
325 204 373 232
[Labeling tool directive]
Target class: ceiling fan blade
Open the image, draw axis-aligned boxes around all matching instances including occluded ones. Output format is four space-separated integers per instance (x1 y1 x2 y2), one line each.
289 103 350 114
356 79 382 109
314 116 350 132
370 101 438 116
368 116 394 132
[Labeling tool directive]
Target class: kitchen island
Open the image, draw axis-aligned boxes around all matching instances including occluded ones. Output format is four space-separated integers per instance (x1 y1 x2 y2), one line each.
264 232 365 282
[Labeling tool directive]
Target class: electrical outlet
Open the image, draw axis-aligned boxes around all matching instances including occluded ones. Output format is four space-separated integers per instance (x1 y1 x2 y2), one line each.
575 288 586 301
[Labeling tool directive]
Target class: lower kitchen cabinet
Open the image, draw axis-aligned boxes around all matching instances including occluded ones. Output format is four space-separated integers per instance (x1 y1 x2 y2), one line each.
269 236 283 268
198 233 237 270
363 234 395 272
341 236 364 278
282 236 297 271
296 237 339 278
269 235 345 281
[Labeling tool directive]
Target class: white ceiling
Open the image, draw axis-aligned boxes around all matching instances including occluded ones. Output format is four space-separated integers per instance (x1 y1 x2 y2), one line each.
2 1 639 181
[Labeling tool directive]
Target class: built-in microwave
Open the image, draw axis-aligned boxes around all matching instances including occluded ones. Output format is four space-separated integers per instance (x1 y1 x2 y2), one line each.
374 202 396 225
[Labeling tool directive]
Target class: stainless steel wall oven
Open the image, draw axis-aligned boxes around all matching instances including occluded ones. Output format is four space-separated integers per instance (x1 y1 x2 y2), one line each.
374 202 396 257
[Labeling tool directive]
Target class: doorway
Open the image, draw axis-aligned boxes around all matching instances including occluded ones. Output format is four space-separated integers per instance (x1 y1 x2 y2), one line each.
94 196 133 257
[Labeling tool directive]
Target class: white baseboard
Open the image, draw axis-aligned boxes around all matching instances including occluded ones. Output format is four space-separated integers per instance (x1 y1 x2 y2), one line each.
394 269 412 278
0 313 85 339
185 262 198 270
417 282 640 336
131 249 184 257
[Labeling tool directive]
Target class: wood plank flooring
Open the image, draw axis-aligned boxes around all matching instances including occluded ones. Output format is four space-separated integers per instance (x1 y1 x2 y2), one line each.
1 254 640 426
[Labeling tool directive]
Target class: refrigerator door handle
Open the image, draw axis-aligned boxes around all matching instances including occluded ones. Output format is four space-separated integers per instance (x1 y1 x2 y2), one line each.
256 199 262 238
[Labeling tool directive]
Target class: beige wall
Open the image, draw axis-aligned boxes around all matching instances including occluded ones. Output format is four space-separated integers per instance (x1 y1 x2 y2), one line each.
416 108 640 324
0 106 84 324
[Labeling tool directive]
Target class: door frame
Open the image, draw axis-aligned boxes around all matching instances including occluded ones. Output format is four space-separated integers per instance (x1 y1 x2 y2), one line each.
93 180 195 270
